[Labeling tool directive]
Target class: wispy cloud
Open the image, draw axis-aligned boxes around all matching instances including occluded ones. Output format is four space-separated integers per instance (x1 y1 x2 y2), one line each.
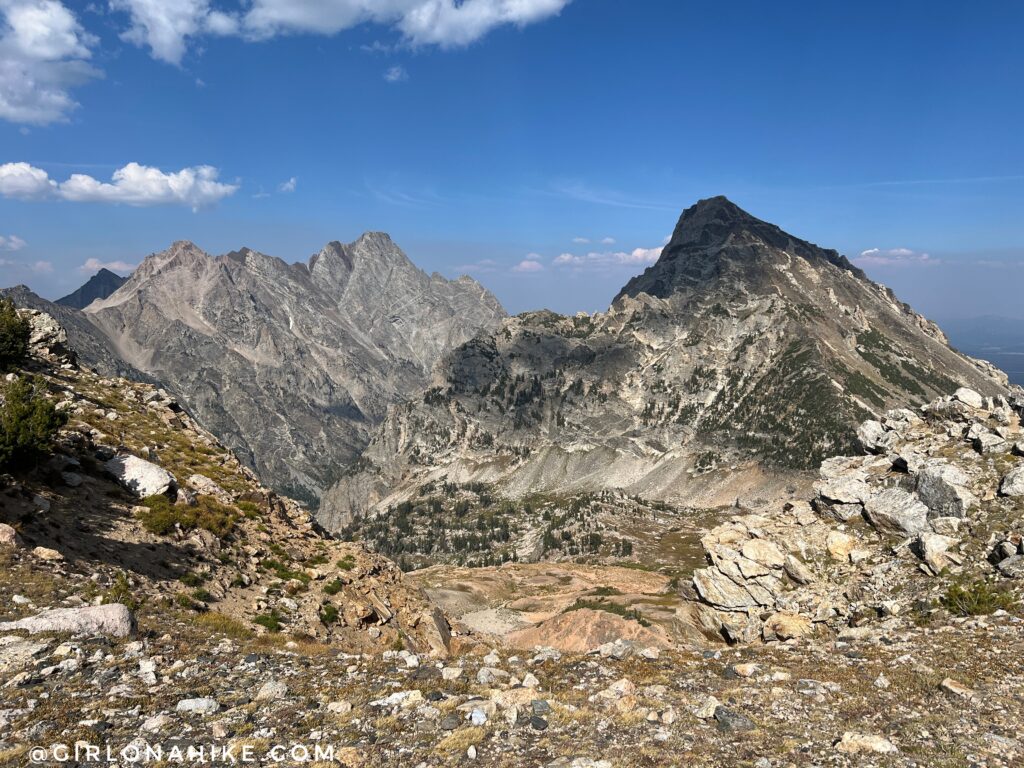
836 175 1024 189
383 65 408 83
79 257 137 274
454 258 499 275
546 181 676 211
278 176 297 193
855 247 940 267
0 257 52 274
0 235 27 252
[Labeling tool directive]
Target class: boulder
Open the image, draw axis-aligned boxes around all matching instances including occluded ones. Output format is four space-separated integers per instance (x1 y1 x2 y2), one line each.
916 461 976 518
974 431 1008 455
0 523 21 549
692 568 757 611
999 466 1024 497
912 532 958 574
953 388 984 409
863 488 929 535
0 604 135 638
856 420 891 454
105 455 177 498
762 612 812 641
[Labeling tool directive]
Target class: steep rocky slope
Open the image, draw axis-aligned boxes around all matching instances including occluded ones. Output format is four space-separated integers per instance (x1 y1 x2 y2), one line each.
322 197 1008 532
4 340 1023 765
55 268 127 309
49 236 507 504
1 311 450 656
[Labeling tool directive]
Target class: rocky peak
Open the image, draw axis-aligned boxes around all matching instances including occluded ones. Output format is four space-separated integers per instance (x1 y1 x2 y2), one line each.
617 197 866 301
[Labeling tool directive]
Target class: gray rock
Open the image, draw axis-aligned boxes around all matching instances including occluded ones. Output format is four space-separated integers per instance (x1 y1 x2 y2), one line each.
916 461 976 518
0 604 135 638
997 555 1024 578
692 567 757 610
175 698 220 715
713 705 757 732
999 465 1024 497
255 679 288 701
863 488 929 535
105 455 176 498
913 532 958 574
974 431 1009 455
857 420 890 454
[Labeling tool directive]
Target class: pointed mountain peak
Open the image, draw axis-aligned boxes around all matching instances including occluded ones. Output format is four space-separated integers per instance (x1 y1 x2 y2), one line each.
56 267 128 309
615 196 866 302
667 195 778 249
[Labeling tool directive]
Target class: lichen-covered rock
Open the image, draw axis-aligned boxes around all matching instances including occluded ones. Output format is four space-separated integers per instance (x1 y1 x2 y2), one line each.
863 489 929 535
916 461 976 518
1000 465 1024 497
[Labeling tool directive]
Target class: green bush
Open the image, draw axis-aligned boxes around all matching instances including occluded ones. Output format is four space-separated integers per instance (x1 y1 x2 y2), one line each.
0 376 67 469
0 299 29 371
319 603 339 625
940 578 1016 616
323 578 344 595
135 494 236 538
254 612 282 632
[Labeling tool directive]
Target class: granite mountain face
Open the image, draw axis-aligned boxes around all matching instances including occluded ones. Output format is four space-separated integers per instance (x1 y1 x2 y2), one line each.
55 268 128 309
319 197 1009 531
52 235 507 503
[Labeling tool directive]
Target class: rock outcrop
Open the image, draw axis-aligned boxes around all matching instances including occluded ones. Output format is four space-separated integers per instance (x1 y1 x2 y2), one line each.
688 386 1024 643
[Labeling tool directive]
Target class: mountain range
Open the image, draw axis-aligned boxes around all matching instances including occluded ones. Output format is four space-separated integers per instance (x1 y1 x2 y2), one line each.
3 235 505 503
55 267 127 309
2 197 1011 524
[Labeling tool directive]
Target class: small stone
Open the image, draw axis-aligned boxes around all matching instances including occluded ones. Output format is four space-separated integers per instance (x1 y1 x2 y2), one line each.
999 466 1024 498
694 696 721 719
530 715 548 730
835 732 898 754
256 679 288 702
0 523 20 548
176 698 220 716
141 714 173 732
467 745 477 760
440 714 460 730
327 700 352 715
32 546 64 561
470 708 488 726
940 678 975 699
826 531 855 560
441 667 464 681
522 672 540 688
713 706 756 732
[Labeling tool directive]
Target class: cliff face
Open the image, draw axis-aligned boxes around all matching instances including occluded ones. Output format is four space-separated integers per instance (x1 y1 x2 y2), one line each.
78 236 505 504
321 197 1009 531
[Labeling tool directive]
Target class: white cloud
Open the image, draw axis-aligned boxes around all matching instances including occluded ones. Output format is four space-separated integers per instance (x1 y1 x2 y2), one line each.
571 236 589 244
0 161 239 209
0 161 58 199
31 259 52 273
0 0 100 124
513 256 544 273
110 0 572 64
601 236 615 245
278 176 297 193
383 64 408 82
108 0 212 65
80 257 136 273
0 234 27 251
553 245 663 270
855 247 939 267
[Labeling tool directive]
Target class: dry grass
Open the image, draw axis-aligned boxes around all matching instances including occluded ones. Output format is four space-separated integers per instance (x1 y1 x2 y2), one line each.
433 726 486 754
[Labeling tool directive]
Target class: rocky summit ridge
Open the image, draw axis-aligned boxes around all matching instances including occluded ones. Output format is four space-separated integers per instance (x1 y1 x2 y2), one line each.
320 197 1008 533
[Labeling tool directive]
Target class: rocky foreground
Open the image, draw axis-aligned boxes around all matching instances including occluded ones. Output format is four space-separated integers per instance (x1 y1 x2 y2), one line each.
2 312 1024 766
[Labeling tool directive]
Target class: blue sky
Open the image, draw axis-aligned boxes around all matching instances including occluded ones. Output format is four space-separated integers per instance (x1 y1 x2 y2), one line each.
1 0 1022 319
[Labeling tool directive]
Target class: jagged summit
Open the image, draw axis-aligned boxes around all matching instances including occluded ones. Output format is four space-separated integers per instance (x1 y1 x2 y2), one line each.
617 197 866 301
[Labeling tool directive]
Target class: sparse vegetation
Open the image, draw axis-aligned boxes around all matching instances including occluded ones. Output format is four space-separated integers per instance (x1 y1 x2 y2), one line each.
0 299 29 371
0 375 67 469
940 577 1016 616
135 494 236 538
